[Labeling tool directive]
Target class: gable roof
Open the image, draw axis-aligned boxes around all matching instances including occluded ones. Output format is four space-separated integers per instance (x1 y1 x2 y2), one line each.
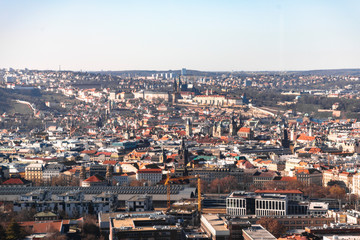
297 134 316 141
2 178 26 185
83 174 105 182
20 220 63 234
238 127 251 133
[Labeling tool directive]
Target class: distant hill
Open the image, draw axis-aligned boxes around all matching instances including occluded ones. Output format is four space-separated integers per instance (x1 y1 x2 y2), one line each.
280 69 360 76
92 68 360 77
91 69 228 77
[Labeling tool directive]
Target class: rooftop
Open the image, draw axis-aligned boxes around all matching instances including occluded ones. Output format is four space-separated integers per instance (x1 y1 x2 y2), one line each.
242 225 276 240
201 214 229 236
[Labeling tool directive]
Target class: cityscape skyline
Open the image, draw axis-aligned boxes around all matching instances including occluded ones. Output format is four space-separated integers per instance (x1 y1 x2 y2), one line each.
3 1 360 239
1 0 360 71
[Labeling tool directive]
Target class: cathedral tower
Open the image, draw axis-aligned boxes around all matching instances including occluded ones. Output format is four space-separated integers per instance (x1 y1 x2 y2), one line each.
186 118 193 137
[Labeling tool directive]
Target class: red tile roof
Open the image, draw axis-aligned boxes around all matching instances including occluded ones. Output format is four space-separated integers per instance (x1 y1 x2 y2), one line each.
2 178 25 185
238 127 251 133
81 150 97 154
83 175 105 182
278 176 297 182
20 220 63 233
103 160 117 165
96 152 112 156
297 134 315 141
137 169 162 174
255 189 303 194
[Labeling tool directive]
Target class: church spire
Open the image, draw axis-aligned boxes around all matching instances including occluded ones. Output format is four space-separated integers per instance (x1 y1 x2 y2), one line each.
177 75 182 93
186 118 193 137
173 77 178 92
229 115 237 136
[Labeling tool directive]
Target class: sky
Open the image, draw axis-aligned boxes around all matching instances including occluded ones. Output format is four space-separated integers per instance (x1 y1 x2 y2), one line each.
1 0 360 71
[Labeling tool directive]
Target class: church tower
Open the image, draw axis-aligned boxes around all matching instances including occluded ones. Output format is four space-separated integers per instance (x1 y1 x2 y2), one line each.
229 116 237 136
124 130 130 140
80 165 86 186
308 124 313 137
290 126 295 141
106 165 113 185
281 127 290 149
173 77 178 93
239 114 243 128
212 123 217 137
186 118 193 137
172 76 182 104
179 138 189 168
159 146 166 163
216 121 222 137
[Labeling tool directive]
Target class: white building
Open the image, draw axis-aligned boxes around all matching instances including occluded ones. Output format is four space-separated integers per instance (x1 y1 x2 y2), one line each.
133 90 169 102
13 190 117 217
308 202 328 216
43 164 64 181
136 169 163 184
226 191 288 217
255 194 287 217
126 195 153 212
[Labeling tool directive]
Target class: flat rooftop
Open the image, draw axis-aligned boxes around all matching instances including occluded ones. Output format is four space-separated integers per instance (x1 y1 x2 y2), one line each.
242 225 276 240
111 217 179 232
201 214 229 236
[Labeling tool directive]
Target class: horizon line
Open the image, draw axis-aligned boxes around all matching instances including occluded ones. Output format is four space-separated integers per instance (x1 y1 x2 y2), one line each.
2 67 360 73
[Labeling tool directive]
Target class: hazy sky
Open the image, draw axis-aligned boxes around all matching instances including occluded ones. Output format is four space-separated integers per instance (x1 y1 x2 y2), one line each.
1 0 360 71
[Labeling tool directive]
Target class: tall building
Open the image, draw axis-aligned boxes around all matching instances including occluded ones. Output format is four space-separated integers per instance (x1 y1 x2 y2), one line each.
106 165 113 184
179 138 189 168
80 165 86 182
281 127 290 149
172 76 182 104
186 118 193 137
25 163 44 183
159 147 167 163
229 116 237 136
181 68 187 76
216 122 222 137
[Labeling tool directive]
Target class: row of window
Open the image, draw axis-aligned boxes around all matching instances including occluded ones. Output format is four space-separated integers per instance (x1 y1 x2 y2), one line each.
256 200 285 210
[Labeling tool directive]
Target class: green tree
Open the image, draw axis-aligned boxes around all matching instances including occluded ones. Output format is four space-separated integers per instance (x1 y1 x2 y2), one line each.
6 219 26 240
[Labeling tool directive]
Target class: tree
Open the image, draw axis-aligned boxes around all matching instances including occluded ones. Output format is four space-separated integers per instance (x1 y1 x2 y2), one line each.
42 226 67 240
256 217 286 238
219 176 239 193
129 179 146 186
6 219 27 240
209 178 221 193
208 176 240 194
263 181 277 190
0 224 6 240
15 208 37 222
69 176 80 186
51 176 68 186
201 180 209 193
329 184 346 199
88 202 95 215
285 180 304 190
81 215 100 240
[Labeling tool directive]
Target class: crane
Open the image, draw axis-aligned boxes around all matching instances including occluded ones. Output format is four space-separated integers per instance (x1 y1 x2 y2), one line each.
164 173 202 212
